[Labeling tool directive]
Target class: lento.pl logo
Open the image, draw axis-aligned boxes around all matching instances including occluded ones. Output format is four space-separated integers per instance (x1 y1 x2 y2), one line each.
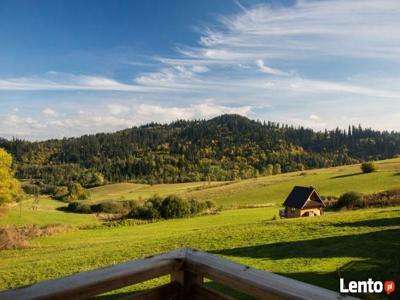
340 278 396 295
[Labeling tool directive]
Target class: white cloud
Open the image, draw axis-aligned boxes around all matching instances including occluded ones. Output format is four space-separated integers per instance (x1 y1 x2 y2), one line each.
1 0 400 139
42 108 59 117
288 116 327 131
309 114 320 121
107 103 130 115
131 101 252 123
256 59 290 76
0 101 253 140
0 72 150 92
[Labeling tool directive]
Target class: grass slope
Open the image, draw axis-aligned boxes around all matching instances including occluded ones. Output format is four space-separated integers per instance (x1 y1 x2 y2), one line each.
88 181 228 203
0 197 98 226
88 158 400 206
3 158 400 226
0 207 398 298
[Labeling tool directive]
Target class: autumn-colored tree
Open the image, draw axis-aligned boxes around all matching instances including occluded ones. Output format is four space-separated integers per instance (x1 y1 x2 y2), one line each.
0 148 22 205
65 183 89 201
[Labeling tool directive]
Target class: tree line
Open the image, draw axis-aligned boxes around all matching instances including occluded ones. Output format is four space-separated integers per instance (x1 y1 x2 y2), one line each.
1 114 400 187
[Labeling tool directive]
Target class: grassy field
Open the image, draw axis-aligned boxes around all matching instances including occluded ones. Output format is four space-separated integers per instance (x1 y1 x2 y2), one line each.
5 158 400 226
0 158 399 298
0 197 98 226
87 181 229 202
87 158 400 206
0 207 399 298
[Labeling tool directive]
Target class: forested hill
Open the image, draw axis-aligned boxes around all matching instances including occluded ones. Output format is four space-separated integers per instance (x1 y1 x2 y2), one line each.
1 114 400 186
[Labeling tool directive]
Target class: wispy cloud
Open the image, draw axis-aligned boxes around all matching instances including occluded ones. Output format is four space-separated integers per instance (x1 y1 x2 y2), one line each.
0 72 148 92
195 0 400 61
1 0 400 139
255 59 291 76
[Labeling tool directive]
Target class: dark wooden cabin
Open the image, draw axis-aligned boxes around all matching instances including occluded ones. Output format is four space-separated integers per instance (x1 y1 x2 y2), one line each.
282 186 325 218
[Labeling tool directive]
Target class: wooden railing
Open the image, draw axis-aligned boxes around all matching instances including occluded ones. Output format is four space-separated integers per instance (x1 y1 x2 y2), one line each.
0 248 358 300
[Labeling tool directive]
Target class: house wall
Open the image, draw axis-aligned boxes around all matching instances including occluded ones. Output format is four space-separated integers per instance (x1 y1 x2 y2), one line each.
285 207 301 218
285 207 322 218
299 207 321 217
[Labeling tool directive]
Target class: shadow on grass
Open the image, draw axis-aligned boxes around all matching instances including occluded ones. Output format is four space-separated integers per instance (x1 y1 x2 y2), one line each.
211 229 400 297
333 217 400 227
278 260 400 299
89 229 400 299
93 229 400 300
212 229 399 261
55 206 89 215
330 172 364 179
87 219 400 300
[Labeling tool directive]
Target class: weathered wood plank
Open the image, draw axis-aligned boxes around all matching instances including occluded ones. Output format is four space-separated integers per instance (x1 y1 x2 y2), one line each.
121 282 181 300
171 270 203 299
185 248 358 300
0 249 185 300
190 284 237 300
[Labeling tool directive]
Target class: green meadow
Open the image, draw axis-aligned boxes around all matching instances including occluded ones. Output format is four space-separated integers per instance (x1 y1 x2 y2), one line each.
0 198 98 226
88 158 400 207
1 207 399 298
0 158 399 298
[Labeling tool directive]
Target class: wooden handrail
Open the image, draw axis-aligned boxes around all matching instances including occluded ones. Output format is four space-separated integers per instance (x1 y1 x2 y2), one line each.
0 249 185 300
0 248 359 300
185 248 354 300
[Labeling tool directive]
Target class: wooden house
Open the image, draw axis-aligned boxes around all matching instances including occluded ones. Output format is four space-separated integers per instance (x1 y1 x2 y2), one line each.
282 186 325 218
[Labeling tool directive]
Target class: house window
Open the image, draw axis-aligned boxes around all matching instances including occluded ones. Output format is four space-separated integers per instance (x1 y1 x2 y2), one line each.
290 207 296 213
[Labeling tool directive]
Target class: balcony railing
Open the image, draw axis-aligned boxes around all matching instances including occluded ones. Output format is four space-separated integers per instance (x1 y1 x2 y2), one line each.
0 248 358 300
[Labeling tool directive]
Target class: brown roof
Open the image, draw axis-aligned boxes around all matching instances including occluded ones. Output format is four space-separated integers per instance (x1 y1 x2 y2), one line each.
282 186 325 209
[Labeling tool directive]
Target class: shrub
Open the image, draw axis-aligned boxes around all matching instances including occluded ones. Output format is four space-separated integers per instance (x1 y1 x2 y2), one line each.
0 226 29 250
129 206 160 220
204 200 216 209
337 192 364 209
273 163 281 175
67 200 136 214
21 183 40 195
386 188 400 197
362 189 400 207
0 225 69 250
91 201 126 214
146 195 163 211
22 182 59 195
127 195 212 220
39 184 58 195
188 198 206 214
160 195 191 219
52 186 69 200
64 183 89 201
361 162 377 173
66 202 92 214
122 200 139 210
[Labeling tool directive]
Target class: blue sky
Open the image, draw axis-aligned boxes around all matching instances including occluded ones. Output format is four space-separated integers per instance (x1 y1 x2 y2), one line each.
1 0 400 140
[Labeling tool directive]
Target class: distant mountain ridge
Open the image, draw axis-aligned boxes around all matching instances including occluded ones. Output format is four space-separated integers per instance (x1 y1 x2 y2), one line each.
1 114 400 186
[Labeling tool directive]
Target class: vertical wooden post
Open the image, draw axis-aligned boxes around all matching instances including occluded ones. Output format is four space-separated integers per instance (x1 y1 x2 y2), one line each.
171 270 203 299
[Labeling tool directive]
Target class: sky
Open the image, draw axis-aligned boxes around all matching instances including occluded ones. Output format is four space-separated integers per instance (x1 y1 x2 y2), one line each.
1 0 400 140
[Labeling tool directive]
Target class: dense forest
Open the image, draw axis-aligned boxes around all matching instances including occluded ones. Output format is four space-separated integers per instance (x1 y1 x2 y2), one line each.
1 114 400 187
